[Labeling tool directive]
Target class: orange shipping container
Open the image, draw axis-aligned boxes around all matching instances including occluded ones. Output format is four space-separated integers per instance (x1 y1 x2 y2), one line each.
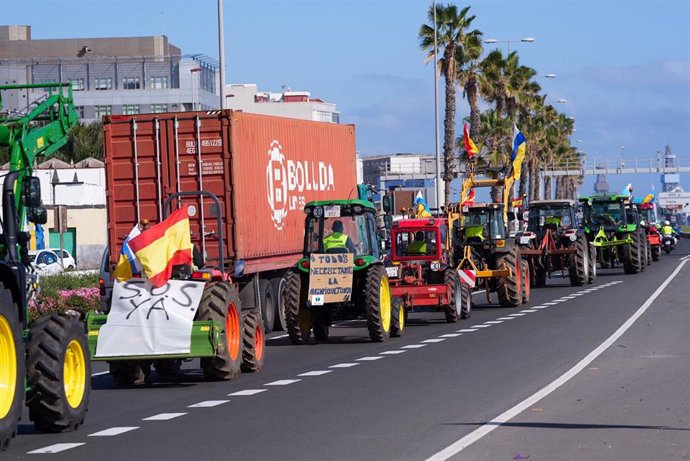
103 110 358 276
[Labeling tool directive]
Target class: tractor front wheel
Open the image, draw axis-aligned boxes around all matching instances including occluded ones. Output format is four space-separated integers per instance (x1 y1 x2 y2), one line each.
521 259 531 304
390 298 406 337
363 265 391 342
241 310 265 373
568 235 588 286
284 269 311 345
460 282 472 319
443 268 460 323
623 231 642 274
0 285 23 451
652 245 661 261
497 247 522 307
27 314 91 432
587 243 597 284
197 282 243 380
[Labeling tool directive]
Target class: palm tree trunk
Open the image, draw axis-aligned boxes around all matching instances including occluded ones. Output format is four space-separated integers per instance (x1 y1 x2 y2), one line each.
532 160 541 201
466 78 480 138
544 176 552 200
442 63 457 206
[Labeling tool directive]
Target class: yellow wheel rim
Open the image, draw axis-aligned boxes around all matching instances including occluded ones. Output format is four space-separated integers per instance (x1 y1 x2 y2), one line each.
398 303 405 332
0 315 17 418
63 339 86 409
379 276 391 333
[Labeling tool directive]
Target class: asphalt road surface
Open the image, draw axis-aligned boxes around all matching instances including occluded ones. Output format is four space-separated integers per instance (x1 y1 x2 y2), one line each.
6 242 690 460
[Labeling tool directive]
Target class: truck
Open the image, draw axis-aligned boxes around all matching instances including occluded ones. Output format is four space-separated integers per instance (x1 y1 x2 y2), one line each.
518 200 595 287
387 217 472 322
92 110 358 382
0 83 90 450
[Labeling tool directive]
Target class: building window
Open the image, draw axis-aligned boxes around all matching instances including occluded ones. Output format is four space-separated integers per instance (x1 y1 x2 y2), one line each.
150 104 168 113
150 76 168 89
95 77 112 90
95 105 112 118
69 78 85 91
122 76 141 90
332 112 340 124
122 105 139 115
314 111 333 123
75 106 85 118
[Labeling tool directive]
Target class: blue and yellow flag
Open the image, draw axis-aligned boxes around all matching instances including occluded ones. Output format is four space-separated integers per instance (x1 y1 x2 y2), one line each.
511 125 527 180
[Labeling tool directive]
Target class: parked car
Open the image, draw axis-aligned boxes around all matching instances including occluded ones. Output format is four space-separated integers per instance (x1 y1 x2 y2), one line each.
28 249 66 276
99 247 114 313
50 248 77 270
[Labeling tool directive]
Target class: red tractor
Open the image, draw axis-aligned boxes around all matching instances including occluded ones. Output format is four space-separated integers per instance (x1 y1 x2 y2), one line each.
387 218 472 323
637 202 662 261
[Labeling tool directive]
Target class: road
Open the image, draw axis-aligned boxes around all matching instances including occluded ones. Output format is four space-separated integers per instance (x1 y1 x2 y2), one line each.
6 242 690 460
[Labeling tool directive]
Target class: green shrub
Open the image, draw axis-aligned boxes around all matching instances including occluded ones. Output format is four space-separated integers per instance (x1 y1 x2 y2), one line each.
30 273 100 323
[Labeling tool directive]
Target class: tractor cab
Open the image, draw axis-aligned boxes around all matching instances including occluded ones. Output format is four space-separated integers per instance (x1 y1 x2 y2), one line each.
580 194 630 233
455 203 507 249
390 218 447 262
527 200 577 234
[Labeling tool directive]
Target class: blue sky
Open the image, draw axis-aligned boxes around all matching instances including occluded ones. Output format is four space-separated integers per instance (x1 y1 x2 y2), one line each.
4 0 689 194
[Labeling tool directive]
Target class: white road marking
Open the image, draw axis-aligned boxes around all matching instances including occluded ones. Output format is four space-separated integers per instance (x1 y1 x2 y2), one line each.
457 328 478 332
555 298 570 302
142 413 187 421
28 443 85 454
401 344 428 349
380 350 407 355
439 333 463 337
472 324 492 328
357 356 385 361
88 426 139 437
520 309 537 313
530 306 547 310
267 334 289 341
562 295 577 299
471 289 487 296
484 321 503 324
421 338 446 343
427 258 688 461
496 317 515 321
91 371 109 377
298 370 333 376
228 389 267 396
508 313 526 317
188 400 230 408
571 293 584 296
329 363 360 368
543 302 559 305
265 379 301 386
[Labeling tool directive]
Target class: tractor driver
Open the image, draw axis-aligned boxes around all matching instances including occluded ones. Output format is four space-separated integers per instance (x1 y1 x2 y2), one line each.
407 231 428 255
323 220 356 254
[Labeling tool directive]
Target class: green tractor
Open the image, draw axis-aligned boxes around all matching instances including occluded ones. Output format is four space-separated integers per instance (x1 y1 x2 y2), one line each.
283 199 400 344
579 194 646 274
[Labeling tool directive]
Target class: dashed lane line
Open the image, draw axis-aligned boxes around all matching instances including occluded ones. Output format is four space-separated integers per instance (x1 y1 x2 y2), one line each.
357 356 385 361
228 389 267 396
509 313 527 317
142 413 187 421
88 427 139 437
471 325 492 328
188 400 229 408
380 350 407 355
298 370 333 376
27 443 85 454
439 333 463 338
520 309 537 313
458 328 478 332
265 379 301 386
401 344 428 349
421 338 446 343
329 363 360 368
483 321 503 324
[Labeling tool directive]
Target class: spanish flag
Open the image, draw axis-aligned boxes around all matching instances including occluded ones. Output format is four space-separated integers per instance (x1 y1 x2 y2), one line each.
127 206 194 287
463 123 478 159
511 125 527 181
461 189 475 207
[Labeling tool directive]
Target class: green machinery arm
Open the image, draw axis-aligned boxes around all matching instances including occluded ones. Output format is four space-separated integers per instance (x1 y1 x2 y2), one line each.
0 82 79 215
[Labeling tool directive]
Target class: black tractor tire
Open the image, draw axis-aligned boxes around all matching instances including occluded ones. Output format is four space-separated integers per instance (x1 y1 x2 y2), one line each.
26 314 91 433
0 285 23 451
623 231 642 274
284 269 311 345
568 235 588 287
363 264 392 342
390 298 405 337
443 268 460 323
258 279 275 333
652 245 661 261
640 238 648 271
109 360 150 386
587 243 596 284
533 265 547 288
270 276 287 331
153 359 182 379
197 282 243 380
646 240 652 266
497 247 522 307
521 259 531 304
460 281 472 319
241 310 265 373
312 309 331 342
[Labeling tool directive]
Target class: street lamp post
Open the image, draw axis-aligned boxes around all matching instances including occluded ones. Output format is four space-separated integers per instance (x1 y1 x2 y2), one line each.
190 67 201 111
433 0 442 212
483 37 535 53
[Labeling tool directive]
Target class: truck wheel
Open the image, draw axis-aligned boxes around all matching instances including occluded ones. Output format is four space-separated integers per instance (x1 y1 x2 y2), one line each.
443 268 460 323
497 247 522 307
460 282 472 319
312 309 330 342
197 282 243 380
153 359 182 379
651 245 661 261
109 361 150 385
284 269 311 345
27 314 90 432
623 232 642 274
0 285 23 451
568 235 588 286
241 310 265 373
390 298 405 337
587 243 597 283
521 259 531 304
364 265 391 342
259 279 275 333
270 276 287 331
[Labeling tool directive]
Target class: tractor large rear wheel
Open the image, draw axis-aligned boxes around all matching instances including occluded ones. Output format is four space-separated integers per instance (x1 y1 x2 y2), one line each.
27 314 90 432
363 265 391 342
241 310 265 373
497 247 522 307
0 285 23 451
443 268 460 323
284 269 311 345
568 235 588 286
197 282 243 380
623 231 642 274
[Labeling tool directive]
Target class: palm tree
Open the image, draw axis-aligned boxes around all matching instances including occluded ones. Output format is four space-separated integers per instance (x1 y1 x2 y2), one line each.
475 109 511 202
420 3 481 204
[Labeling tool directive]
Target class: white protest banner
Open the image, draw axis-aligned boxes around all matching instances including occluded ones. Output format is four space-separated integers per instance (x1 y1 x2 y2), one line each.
95 279 205 357
308 253 353 304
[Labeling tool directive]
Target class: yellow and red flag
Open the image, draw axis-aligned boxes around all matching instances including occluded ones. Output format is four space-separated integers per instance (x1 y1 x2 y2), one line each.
461 189 475 207
463 123 478 159
128 206 194 287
